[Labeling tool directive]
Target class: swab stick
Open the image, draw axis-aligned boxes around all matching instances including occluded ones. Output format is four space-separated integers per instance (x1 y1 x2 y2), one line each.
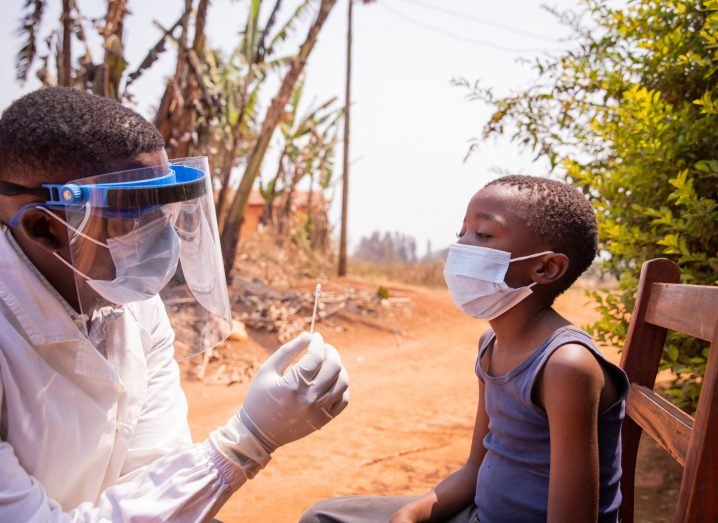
309 284 321 334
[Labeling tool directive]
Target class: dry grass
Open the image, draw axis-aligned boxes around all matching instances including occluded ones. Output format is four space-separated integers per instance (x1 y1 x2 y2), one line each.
231 231 334 288
349 259 446 288
349 258 615 292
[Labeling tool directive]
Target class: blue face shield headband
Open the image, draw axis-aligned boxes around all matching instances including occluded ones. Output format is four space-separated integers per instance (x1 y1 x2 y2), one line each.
3 165 207 305
3 164 207 226
0 158 232 359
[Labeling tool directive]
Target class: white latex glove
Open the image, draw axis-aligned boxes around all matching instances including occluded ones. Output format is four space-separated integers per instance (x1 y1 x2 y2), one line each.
210 332 349 475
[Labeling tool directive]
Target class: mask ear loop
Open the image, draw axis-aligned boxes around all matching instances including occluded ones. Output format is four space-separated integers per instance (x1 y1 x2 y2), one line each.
36 206 107 248
73 202 93 243
51 249 92 281
508 251 555 289
33 206 107 282
509 250 555 262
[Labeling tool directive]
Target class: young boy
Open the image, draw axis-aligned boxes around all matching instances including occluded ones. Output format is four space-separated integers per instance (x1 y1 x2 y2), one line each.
0 87 349 521
301 176 628 522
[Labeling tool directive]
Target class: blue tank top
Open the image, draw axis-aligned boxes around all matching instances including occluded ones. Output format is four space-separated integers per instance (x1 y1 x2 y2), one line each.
474 326 628 523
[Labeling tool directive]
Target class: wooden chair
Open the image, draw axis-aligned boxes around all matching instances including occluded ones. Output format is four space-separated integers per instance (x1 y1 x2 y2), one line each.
619 258 718 522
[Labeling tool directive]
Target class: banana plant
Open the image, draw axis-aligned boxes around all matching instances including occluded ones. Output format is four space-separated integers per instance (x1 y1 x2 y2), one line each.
16 0 126 92
16 0 47 83
214 0 318 225
261 77 342 244
220 0 338 277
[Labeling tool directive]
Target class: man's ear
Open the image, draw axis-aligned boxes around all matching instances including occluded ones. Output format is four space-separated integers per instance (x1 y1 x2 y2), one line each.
533 253 570 284
19 209 65 252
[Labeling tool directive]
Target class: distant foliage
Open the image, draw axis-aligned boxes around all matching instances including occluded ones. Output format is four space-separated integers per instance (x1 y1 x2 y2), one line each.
461 0 718 410
354 231 418 264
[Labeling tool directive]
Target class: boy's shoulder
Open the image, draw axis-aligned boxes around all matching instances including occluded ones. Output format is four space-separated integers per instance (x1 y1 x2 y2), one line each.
536 353 603 431
538 336 608 415
543 341 605 382
533 322 606 400
542 323 604 383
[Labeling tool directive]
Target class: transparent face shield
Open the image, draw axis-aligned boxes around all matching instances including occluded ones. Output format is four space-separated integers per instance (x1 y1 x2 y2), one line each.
19 156 231 359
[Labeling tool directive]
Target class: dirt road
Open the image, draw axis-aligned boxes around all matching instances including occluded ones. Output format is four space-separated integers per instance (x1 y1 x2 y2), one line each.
184 283 678 522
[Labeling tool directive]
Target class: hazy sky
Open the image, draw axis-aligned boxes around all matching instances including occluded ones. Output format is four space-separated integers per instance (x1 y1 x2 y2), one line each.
0 0 578 254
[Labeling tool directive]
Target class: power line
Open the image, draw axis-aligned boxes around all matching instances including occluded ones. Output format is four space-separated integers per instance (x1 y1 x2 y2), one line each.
381 3 563 54
395 0 562 44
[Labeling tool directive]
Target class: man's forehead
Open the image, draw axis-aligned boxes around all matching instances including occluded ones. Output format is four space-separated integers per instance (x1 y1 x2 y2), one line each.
101 148 169 175
26 148 170 187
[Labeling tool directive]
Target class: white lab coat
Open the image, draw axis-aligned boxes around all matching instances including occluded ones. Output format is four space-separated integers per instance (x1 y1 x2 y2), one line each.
0 228 258 522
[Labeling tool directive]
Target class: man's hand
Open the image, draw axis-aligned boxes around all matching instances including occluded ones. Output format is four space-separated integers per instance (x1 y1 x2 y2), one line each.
210 331 350 474
239 331 350 451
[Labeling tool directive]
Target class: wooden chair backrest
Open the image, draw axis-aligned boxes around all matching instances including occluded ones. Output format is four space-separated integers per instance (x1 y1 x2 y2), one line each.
619 258 718 522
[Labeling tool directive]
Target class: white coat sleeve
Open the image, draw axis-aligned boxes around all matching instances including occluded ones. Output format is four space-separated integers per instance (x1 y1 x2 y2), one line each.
119 301 193 479
0 437 245 523
0 304 270 522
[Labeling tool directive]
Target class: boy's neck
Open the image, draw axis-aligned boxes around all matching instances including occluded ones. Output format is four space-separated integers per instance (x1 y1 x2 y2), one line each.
488 298 570 353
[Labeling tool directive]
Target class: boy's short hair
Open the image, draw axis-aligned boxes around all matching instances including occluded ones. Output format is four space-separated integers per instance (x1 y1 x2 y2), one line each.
486 175 598 295
0 87 164 185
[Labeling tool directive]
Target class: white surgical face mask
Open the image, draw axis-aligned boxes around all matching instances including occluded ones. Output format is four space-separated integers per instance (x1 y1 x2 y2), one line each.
40 208 181 305
443 243 554 320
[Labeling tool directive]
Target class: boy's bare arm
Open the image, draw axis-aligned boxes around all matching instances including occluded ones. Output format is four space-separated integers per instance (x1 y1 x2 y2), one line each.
391 378 490 523
540 343 605 523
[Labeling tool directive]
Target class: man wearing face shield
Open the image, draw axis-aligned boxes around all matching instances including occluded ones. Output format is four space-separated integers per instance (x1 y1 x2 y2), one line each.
0 87 349 522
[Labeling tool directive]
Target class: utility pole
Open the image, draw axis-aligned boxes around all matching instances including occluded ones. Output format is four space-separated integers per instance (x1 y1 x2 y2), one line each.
338 0 353 276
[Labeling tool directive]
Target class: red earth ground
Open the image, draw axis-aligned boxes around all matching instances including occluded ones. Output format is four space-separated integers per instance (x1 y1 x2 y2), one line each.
183 280 681 523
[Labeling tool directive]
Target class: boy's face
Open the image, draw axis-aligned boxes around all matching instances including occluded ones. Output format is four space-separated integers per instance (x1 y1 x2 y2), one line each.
456 184 555 289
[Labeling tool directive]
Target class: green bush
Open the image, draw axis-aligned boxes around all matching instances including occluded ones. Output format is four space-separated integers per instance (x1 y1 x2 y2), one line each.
461 0 718 411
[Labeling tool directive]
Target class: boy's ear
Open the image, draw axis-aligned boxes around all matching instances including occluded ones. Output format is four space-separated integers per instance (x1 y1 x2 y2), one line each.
533 253 569 284
19 209 65 252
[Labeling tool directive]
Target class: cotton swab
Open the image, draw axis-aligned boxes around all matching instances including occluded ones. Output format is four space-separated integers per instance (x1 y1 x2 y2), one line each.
308 284 332 412
309 284 321 334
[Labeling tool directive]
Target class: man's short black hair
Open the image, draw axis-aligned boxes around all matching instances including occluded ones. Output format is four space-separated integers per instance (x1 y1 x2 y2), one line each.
486 175 598 295
0 87 165 185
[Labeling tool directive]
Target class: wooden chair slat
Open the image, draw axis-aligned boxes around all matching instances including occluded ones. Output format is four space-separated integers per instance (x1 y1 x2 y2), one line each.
674 321 718 522
618 258 718 522
645 283 718 342
625 384 694 466
619 259 681 523
619 260 681 389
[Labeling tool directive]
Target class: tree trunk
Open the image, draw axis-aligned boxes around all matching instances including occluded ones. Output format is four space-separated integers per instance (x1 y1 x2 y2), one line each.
263 155 285 228
338 0 352 276
170 0 211 158
155 0 193 147
60 0 72 86
192 0 210 53
220 0 338 278
306 168 315 243
279 164 303 238
101 0 128 100
215 149 235 228
216 96 250 227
